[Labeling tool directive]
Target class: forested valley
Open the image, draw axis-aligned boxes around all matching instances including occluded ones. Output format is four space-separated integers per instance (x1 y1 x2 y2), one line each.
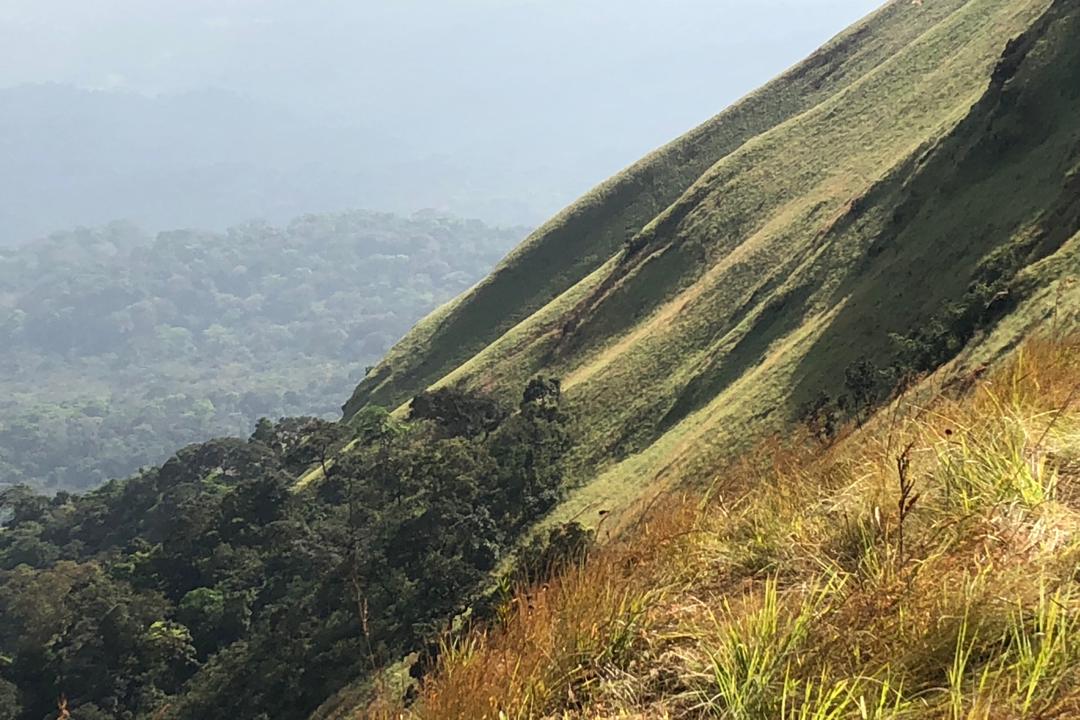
0 212 523 491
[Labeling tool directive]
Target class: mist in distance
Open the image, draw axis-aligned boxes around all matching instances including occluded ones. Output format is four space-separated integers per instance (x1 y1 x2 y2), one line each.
0 0 883 245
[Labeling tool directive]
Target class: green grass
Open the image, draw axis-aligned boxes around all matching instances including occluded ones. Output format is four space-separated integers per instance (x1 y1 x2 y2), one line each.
682 575 842 718
343 0 980 418
334 0 1080 547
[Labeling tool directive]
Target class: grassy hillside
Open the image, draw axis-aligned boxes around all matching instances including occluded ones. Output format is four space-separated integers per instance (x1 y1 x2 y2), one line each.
335 0 1080 711
343 0 1080 537
379 332 1080 719
344 0 981 417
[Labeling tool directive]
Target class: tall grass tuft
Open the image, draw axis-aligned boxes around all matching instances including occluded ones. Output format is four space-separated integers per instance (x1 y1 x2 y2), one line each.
683 575 840 718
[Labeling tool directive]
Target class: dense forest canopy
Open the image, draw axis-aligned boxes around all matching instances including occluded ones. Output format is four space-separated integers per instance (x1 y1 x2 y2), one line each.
0 380 575 720
0 212 524 492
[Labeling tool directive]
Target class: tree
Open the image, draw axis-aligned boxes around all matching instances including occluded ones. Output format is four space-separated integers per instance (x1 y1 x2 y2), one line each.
0 486 49 527
488 378 571 530
178 588 226 656
798 391 842 443
408 387 508 438
251 418 275 445
348 406 398 446
306 422 350 478
0 679 21 720
0 378 574 720
522 377 561 408
844 358 882 424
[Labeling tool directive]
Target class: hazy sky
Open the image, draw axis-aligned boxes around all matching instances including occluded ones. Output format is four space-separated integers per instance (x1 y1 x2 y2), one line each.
1 1 882 140
0 1 885 239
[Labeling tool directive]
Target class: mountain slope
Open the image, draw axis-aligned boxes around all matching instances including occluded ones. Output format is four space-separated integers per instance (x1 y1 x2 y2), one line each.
3 3 1078 719
344 0 1080 530
385 332 1080 720
354 3 1080 716
344 0 983 417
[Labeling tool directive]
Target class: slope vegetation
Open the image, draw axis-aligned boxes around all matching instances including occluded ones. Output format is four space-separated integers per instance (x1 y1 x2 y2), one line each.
382 333 1080 719
345 0 1080 531
345 0 984 416
351 1 1080 715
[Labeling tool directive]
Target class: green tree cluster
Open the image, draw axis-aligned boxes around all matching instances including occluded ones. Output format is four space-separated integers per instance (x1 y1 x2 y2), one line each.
0 381 570 719
799 235 1040 441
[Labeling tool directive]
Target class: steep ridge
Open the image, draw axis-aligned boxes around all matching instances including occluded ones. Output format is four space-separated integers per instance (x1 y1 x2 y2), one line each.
342 0 1079 531
344 0 978 417
348 3 1080 715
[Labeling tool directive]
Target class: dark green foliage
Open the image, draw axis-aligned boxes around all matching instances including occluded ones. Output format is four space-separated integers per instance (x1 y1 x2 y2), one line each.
521 377 563 416
486 379 572 533
798 359 887 436
803 229 1048 436
798 391 843 444
408 387 509 439
843 358 888 424
0 679 20 720
0 382 571 720
514 521 594 585
889 226 1043 381
813 234 1040 433
347 405 401 445
176 588 227 656
0 213 522 492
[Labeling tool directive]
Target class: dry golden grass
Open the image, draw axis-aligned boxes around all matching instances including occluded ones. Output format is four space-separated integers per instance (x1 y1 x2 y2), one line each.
370 334 1080 719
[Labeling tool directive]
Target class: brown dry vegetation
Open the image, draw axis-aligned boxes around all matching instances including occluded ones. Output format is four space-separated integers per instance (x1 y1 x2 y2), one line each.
372 334 1080 719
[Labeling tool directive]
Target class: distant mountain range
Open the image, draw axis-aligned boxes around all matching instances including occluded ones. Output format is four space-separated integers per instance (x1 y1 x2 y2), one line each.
0 83 614 245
